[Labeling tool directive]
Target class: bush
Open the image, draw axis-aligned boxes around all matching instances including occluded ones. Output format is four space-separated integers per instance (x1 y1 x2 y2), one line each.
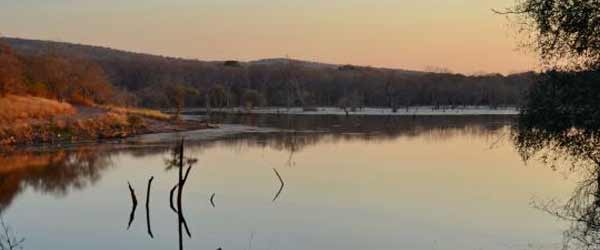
127 114 145 128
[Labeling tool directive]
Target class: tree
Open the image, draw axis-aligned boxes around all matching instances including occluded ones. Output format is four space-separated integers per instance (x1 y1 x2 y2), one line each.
499 0 600 70
384 72 400 112
513 71 600 250
507 3 600 238
1 37 536 109
241 89 264 110
167 83 198 120
0 43 23 97
337 91 361 116
207 84 228 109
223 60 241 67
67 58 115 105
28 54 71 101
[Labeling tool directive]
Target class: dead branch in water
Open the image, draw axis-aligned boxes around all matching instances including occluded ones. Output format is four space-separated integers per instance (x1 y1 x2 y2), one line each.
127 182 138 230
0 217 24 250
169 160 192 215
183 165 192 184
179 167 192 238
177 139 185 250
169 183 178 213
210 193 216 208
272 168 285 202
168 182 191 238
181 214 191 238
145 176 154 239
175 138 195 250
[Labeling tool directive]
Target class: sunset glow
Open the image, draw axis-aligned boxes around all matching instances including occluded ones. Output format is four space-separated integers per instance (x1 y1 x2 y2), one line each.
0 0 537 74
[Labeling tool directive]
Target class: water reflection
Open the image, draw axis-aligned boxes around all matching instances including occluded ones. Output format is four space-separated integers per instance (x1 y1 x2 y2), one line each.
208 113 513 138
0 115 520 250
514 102 600 249
196 114 515 154
0 148 113 214
0 115 510 214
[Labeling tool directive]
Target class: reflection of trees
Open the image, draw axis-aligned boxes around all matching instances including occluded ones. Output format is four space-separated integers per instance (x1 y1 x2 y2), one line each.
203 113 511 154
0 115 511 217
0 148 113 213
514 71 600 169
529 166 600 249
513 71 600 249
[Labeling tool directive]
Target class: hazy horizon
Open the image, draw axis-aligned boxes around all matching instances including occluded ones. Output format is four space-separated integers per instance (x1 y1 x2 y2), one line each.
0 0 537 74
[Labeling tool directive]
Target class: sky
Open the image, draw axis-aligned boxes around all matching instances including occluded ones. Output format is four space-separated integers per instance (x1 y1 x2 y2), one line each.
0 0 538 74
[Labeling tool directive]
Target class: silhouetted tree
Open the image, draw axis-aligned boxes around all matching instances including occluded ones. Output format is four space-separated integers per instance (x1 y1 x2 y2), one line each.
500 0 600 70
513 72 600 249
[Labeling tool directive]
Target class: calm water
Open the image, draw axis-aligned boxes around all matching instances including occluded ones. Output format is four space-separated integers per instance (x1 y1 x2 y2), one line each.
0 115 579 250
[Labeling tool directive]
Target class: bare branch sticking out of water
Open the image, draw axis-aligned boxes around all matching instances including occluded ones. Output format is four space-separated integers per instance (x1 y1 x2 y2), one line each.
169 182 191 238
127 182 138 230
247 231 255 250
210 193 216 208
0 217 25 250
170 183 178 213
272 168 285 202
181 215 191 238
146 176 154 239
183 165 192 185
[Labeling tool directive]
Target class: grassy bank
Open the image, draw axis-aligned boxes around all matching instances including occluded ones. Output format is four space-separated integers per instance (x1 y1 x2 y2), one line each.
0 95 211 146
0 95 76 123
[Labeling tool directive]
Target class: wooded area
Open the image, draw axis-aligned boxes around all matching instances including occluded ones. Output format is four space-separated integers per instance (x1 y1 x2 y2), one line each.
2 38 535 110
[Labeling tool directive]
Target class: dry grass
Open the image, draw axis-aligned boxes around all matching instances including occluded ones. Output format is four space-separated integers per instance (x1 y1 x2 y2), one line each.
0 96 186 145
0 111 138 144
99 105 172 121
0 95 149 144
0 95 76 124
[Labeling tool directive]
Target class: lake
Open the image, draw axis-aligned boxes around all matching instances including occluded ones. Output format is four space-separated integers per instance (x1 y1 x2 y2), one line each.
0 114 578 250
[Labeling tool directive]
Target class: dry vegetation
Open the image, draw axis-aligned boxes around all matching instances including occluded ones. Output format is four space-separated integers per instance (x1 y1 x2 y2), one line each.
0 95 75 124
0 41 194 145
99 105 172 121
0 94 207 146
0 106 140 145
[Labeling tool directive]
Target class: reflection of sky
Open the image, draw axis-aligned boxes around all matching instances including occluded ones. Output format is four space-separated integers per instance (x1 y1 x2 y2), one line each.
0 0 536 74
3 131 572 250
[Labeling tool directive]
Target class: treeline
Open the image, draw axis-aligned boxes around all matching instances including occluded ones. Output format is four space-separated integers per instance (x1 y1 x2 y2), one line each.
107 59 534 111
0 42 133 106
518 70 600 133
4 38 535 110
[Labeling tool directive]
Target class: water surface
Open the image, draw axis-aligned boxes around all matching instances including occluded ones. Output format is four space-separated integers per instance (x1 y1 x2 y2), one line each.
0 115 576 250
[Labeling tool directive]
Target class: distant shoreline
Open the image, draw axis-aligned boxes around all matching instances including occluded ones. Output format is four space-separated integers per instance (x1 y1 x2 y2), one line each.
184 106 520 116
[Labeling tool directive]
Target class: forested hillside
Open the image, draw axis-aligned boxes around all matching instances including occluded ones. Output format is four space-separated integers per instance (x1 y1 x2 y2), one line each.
3 37 535 110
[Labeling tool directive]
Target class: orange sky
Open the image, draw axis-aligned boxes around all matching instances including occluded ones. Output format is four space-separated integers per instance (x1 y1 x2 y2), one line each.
0 0 538 74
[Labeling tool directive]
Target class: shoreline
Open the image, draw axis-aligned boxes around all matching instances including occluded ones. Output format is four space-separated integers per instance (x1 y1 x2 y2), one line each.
2 106 519 150
0 118 216 148
184 106 520 116
0 123 282 153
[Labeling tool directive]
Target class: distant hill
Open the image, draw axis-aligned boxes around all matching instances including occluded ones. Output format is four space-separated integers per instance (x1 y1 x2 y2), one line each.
4 37 424 73
1 37 535 108
3 37 215 65
250 57 425 75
